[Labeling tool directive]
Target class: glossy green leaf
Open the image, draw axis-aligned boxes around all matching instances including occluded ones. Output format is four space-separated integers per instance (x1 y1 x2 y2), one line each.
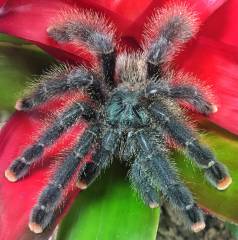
0 43 55 110
57 163 160 240
175 121 238 224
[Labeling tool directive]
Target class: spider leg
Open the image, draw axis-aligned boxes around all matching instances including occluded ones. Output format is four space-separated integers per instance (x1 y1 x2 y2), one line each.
47 11 116 87
134 129 205 232
121 131 136 161
17 67 105 111
149 101 232 190
145 83 217 115
29 124 100 233
5 102 96 182
77 128 120 189
142 3 198 79
130 161 160 208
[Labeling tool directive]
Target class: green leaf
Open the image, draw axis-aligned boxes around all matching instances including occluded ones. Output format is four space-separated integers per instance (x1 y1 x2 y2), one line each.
0 43 55 110
57 162 160 240
0 33 28 44
175 121 238 224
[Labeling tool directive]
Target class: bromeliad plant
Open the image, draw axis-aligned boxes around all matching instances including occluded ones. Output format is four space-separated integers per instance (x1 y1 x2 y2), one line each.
0 0 238 240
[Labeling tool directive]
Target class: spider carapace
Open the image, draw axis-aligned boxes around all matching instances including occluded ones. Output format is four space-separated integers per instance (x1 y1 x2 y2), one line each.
5 2 232 234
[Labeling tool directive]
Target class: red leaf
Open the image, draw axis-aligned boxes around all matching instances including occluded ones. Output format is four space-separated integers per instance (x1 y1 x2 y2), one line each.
0 0 227 61
178 0 238 134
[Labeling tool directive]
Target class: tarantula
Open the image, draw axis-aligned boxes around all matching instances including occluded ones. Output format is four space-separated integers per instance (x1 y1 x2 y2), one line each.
4 2 232 234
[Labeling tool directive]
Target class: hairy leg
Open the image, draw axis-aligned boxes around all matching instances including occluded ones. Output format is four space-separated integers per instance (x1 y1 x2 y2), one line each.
17 66 104 111
142 3 198 79
149 101 231 190
47 10 116 87
130 160 160 208
5 102 96 182
77 128 120 188
145 83 217 115
29 124 99 233
133 129 204 232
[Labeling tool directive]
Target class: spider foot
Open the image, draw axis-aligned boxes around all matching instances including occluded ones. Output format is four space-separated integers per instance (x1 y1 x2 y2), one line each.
15 99 23 111
29 206 55 234
183 205 205 233
5 159 29 182
217 176 232 190
15 98 33 111
200 103 218 116
4 168 17 182
191 221 206 233
77 162 99 189
28 222 44 234
210 104 218 114
205 162 232 190
149 202 160 208
76 180 88 190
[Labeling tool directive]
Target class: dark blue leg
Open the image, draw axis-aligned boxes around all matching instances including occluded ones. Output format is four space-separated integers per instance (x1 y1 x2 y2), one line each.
29 124 99 233
143 4 198 79
77 128 120 189
5 102 96 182
47 15 116 88
133 129 205 232
17 67 104 110
149 101 232 190
145 83 216 115
130 160 160 208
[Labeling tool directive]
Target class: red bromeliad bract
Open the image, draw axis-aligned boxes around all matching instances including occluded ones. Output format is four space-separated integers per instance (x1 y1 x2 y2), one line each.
0 0 237 239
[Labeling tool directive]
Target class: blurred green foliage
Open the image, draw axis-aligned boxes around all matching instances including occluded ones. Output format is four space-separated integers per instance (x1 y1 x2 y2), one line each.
57 162 160 240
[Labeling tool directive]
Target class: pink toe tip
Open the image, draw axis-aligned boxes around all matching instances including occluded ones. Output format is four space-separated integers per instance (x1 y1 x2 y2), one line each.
29 222 43 234
217 176 232 190
211 104 218 113
15 99 23 111
191 221 206 233
149 202 159 208
76 181 88 190
5 169 17 182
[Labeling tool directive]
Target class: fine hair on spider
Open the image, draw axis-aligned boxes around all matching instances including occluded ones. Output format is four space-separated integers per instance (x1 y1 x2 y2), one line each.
5 2 232 234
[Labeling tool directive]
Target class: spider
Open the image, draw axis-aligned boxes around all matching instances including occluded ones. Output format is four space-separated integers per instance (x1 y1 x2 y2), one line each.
4 2 232 234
